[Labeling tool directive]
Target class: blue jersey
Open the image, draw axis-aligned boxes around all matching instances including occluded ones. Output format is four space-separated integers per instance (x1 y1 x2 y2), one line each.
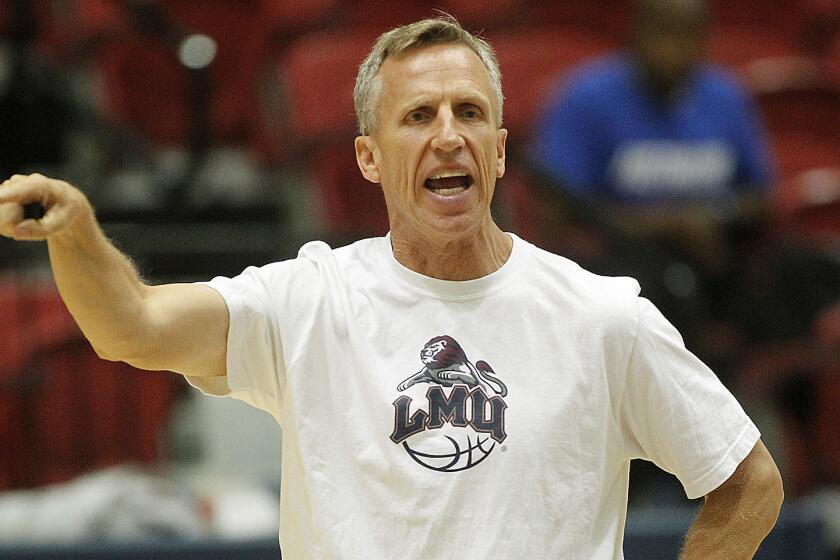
531 53 774 204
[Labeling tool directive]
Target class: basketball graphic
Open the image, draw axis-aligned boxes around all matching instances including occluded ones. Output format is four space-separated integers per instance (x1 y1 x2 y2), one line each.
402 430 497 473
391 336 508 472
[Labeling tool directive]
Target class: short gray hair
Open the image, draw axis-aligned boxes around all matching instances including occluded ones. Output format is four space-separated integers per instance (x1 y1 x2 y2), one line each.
353 15 504 136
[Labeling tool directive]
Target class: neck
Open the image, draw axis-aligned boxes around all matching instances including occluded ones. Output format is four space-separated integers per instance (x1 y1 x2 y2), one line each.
636 63 692 104
390 223 513 281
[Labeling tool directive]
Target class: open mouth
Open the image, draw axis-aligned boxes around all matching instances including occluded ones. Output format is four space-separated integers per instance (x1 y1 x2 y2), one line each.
424 171 473 196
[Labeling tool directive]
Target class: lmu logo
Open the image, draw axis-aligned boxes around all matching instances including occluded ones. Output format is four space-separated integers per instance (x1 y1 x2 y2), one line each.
390 336 508 472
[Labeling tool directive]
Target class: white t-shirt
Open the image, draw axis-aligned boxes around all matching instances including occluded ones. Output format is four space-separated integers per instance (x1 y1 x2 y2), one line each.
189 233 759 560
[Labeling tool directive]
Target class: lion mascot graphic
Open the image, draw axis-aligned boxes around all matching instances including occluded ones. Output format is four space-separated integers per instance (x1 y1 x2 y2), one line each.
396 335 508 397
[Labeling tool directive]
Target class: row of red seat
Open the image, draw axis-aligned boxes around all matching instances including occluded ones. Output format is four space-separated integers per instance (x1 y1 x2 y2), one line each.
1 1 839 240
3 1 840 146
23 0 835 50
0 281 183 490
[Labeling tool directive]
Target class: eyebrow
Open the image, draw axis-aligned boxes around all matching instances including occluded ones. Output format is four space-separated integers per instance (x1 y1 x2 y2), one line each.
397 91 492 115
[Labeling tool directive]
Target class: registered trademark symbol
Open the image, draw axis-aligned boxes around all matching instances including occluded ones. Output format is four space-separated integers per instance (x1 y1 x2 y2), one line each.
501 445 508 452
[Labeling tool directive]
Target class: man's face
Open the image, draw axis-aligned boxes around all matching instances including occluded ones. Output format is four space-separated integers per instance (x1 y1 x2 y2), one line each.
355 44 507 243
634 5 708 94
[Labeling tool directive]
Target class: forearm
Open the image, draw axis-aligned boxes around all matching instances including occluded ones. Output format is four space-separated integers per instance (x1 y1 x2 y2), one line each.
47 203 151 361
679 442 783 559
680 499 773 559
3 174 229 376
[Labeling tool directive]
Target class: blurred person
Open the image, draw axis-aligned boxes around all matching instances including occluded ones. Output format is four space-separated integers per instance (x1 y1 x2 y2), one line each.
0 16 783 559
530 0 774 358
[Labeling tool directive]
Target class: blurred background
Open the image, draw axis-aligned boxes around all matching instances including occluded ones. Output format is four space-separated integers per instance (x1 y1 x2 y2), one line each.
0 0 838 558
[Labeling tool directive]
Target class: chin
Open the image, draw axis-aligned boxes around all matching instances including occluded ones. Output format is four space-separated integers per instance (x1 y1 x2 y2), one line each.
425 212 486 239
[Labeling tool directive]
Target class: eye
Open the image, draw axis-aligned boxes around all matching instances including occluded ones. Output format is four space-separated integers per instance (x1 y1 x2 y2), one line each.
406 110 431 123
460 105 483 120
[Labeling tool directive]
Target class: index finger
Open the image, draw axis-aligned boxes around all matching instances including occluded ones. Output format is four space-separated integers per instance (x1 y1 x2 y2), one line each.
0 175 48 205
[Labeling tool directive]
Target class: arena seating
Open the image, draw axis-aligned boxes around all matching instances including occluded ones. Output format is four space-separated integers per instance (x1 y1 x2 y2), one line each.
709 25 802 68
749 60 840 231
509 0 631 36
279 29 389 239
91 1 268 149
0 281 183 491
259 0 338 39
799 0 840 56
828 35 840 85
2 0 839 508
490 27 615 141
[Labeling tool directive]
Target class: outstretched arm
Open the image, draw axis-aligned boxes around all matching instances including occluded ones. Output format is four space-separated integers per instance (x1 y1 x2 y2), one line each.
679 439 784 559
0 174 228 378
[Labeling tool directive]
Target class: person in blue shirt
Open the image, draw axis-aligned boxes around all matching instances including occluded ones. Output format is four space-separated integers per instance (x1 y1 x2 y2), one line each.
533 0 773 202
530 0 775 368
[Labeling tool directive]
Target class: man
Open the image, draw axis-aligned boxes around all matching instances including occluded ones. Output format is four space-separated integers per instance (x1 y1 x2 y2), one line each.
530 0 774 349
0 16 782 559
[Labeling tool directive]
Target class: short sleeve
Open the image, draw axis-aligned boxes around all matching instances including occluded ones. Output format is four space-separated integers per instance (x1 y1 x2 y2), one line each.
187 265 290 418
620 298 760 499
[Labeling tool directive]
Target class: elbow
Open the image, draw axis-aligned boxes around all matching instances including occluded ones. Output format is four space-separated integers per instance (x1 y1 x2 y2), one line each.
756 457 785 535
768 466 785 522
90 335 153 368
91 342 127 363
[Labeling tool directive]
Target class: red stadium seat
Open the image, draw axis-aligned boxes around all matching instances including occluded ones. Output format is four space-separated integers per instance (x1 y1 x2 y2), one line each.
756 95 840 222
99 39 190 146
752 65 840 141
93 0 268 148
741 340 840 495
781 363 840 494
279 30 388 238
496 166 608 262
709 0 799 30
775 167 840 244
772 134 840 178
280 31 377 144
708 24 801 69
260 0 338 37
827 34 840 86
799 0 840 56
439 0 520 30
0 281 183 490
510 0 631 37
0 1 61 57
490 28 614 141
750 61 840 183
66 0 127 42
813 367 840 483
307 147 390 240
332 0 438 30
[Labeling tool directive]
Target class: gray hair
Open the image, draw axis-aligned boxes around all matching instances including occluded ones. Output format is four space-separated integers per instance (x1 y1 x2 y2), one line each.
353 15 504 136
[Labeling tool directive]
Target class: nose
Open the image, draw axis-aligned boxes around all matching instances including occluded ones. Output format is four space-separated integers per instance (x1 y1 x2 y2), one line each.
430 108 465 153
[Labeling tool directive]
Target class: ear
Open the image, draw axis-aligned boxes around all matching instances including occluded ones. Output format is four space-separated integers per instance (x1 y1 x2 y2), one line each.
495 128 508 179
355 136 381 184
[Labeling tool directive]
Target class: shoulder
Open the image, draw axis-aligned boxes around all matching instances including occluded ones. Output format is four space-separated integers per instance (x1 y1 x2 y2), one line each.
295 236 384 271
548 52 633 107
219 236 385 297
693 64 753 104
526 241 642 328
569 52 632 88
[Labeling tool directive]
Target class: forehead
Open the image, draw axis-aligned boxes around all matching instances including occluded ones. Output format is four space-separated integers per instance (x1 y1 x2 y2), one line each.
378 43 494 106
